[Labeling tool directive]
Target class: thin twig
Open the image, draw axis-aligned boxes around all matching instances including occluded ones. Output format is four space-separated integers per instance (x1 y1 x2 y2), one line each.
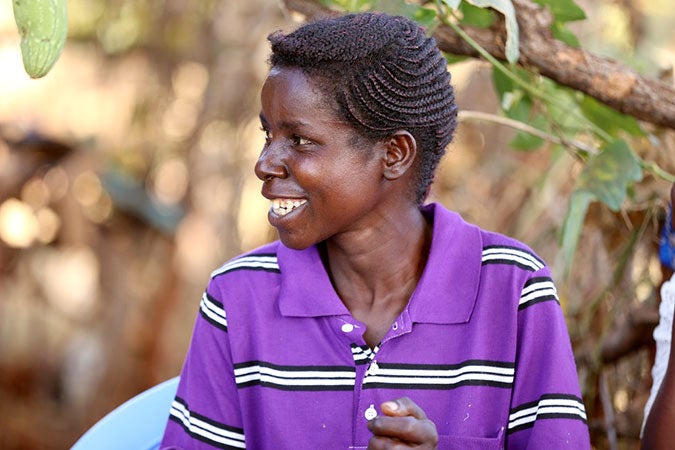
458 110 598 157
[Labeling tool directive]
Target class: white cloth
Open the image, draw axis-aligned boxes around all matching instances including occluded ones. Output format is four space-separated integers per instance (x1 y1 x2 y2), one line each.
643 274 675 434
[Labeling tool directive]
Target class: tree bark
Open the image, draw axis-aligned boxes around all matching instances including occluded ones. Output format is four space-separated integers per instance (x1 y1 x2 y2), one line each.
282 0 675 130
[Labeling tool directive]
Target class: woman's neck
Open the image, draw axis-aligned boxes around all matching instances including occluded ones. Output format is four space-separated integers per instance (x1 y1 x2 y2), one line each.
320 205 432 346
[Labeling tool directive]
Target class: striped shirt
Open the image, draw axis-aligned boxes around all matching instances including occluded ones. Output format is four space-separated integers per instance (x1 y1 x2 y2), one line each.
161 203 590 449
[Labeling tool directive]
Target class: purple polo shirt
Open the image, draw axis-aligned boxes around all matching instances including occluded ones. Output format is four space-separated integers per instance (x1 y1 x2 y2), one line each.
160 203 590 449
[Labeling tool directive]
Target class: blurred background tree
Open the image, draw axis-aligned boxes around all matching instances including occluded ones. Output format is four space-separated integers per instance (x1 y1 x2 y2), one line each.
0 0 673 449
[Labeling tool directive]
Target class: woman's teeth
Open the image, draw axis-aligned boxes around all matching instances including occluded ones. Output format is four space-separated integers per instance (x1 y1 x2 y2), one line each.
271 199 307 216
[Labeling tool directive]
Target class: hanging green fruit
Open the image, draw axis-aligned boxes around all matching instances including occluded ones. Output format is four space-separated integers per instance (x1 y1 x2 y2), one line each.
12 0 68 79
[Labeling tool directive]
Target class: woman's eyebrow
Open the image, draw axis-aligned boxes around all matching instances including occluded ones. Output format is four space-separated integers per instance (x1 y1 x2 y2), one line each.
258 113 268 127
280 119 309 130
259 114 310 131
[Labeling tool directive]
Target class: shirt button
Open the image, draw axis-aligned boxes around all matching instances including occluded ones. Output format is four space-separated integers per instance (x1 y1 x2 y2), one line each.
367 361 379 375
365 404 377 420
392 322 399 331
341 323 354 333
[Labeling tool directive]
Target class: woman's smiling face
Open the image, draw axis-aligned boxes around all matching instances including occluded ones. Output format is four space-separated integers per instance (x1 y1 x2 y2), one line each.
255 67 387 250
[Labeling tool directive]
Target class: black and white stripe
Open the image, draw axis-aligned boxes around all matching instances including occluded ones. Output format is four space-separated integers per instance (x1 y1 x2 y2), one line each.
211 254 280 278
508 394 587 433
234 361 356 391
362 360 515 390
351 344 379 365
200 292 228 331
519 277 559 310
170 397 246 449
482 246 545 272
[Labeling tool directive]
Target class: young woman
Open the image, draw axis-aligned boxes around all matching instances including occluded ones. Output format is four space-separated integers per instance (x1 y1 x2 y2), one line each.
160 12 590 449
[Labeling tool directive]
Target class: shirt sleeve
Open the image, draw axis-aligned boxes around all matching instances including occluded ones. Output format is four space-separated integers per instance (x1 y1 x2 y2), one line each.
160 286 247 450
506 268 591 449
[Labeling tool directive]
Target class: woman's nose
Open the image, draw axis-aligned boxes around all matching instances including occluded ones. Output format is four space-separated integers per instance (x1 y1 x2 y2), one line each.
254 143 288 181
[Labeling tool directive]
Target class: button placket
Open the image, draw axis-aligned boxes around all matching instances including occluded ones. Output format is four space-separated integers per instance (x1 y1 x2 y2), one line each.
366 360 379 376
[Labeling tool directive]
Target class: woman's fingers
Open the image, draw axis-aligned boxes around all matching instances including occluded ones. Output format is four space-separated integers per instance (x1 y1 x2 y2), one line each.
380 397 428 419
367 397 438 449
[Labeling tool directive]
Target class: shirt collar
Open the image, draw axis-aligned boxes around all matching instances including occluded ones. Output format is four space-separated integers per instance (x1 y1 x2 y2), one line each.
407 203 482 324
277 203 482 324
277 243 350 317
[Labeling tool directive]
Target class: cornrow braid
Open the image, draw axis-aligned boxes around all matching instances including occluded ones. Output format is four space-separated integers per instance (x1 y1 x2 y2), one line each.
268 12 458 203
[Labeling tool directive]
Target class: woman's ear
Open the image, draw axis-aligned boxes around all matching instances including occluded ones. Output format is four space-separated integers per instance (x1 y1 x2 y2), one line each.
382 131 417 180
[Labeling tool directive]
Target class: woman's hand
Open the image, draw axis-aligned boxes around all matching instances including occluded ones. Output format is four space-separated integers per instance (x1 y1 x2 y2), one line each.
367 397 438 449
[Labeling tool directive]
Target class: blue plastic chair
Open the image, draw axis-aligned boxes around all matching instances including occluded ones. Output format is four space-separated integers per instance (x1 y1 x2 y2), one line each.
71 376 179 450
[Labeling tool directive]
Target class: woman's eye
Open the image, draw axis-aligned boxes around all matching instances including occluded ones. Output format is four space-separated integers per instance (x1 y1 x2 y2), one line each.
261 128 272 144
292 135 313 146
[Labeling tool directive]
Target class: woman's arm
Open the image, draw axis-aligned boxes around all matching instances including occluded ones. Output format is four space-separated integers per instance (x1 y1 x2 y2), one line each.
642 320 675 448
160 288 246 450
641 183 675 449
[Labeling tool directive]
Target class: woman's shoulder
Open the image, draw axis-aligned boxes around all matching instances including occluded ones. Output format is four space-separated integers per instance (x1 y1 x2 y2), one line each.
479 227 541 257
209 240 283 280
478 228 548 276
429 202 546 268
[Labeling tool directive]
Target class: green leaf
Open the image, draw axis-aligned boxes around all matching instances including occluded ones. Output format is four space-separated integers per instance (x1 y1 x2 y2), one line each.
491 66 532 104
321 0 373 12
580 95 645 137
559 139 642 275
541 80 586 135
440 0 461 10
575 139 643 211
492 66 513 100
458 2 496 28
463 0 519 63
444 53 469 64
510 114 548 150
414 6 438 27
372 0 436 26
492 67 535 121
510 130 545 151
503 92 533 120
350 0 375 11
533 0 586 23
559 190 593 277
551 21 580 47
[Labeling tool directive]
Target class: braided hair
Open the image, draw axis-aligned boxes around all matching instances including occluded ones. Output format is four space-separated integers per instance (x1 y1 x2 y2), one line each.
268 12 458 204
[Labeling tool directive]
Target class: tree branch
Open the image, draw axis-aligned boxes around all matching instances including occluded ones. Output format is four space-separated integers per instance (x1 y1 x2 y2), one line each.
281 0 675 130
